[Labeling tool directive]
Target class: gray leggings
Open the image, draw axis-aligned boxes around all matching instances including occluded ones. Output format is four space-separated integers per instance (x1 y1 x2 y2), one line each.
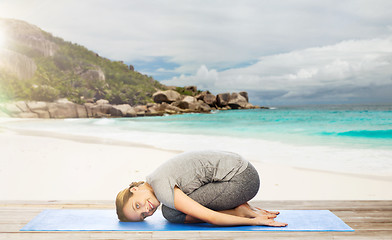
161 162 260 223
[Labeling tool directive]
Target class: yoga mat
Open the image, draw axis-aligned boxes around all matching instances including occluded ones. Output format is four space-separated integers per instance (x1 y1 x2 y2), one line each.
20 209 354 232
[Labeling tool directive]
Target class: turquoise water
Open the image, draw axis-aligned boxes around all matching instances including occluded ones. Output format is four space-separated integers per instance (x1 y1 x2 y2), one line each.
3 104 392 149
109 104 392 149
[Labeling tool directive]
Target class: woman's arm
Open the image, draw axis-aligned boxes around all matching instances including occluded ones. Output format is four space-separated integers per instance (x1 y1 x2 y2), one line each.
173 186 287 227
183 205 277 223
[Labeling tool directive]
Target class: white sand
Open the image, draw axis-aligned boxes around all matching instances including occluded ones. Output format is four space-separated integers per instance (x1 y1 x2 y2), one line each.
0 129 391 201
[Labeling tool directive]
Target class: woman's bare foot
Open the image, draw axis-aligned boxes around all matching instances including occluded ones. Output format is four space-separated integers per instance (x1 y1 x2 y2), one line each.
235 203 278 219
253 206 280 216
234 204 255 217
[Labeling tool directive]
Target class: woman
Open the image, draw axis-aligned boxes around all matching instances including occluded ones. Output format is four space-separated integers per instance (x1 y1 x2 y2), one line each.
116 150 287 227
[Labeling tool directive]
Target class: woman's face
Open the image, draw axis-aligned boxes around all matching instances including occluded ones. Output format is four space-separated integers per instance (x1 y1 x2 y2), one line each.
123 186 160 221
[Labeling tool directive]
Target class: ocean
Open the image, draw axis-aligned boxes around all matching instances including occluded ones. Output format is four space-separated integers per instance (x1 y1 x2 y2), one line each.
2 104 392 178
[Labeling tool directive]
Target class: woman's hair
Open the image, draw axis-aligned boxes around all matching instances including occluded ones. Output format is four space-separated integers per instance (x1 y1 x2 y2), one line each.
115 181 145 222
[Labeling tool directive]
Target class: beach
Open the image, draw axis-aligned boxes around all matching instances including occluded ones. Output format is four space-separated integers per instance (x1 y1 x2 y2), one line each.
1 125 391 202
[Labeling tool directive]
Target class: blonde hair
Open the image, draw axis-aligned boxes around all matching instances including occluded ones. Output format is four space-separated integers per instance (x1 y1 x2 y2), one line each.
115 181 145 222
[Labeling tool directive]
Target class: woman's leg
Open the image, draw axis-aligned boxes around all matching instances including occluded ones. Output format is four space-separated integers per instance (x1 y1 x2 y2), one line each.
162 162 260 223
189 162 260 211
161 204 187 223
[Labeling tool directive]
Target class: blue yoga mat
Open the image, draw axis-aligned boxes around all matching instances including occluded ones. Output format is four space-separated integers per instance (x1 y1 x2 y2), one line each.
20 209 353 232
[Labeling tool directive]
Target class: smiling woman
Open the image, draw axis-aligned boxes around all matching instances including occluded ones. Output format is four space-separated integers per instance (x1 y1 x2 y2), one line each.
116 150 287 227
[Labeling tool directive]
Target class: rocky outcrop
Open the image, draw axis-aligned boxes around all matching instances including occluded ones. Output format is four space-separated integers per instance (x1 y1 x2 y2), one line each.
197 101 212 112
0 102 29 118
153 89 261 113
0 49 37 80
85 101 123 118
0 18 57 81
111 104 137 117
152 90 181 104
196 91 216 106
48 101 78 118
0 99 111 118
96 99 109 105
133 105 148 116
80 68 106 82
22 35 57 57
26 101 50 118
75 66 106 86
228 92 248 109
239 91 249 102
0 89 264 119
214 92 259 109
176 96 197 110
216 93 231 107
2 18 57 57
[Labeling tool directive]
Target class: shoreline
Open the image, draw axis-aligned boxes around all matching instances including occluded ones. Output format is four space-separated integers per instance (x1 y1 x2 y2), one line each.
1 126 182 154
2 116 392 178
1 126 391 201
3 125 392 183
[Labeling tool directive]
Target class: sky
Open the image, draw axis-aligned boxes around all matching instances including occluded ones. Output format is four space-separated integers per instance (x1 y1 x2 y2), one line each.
0 0 392 105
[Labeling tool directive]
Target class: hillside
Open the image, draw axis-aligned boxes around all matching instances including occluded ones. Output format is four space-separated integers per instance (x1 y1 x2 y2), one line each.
0 18 165 105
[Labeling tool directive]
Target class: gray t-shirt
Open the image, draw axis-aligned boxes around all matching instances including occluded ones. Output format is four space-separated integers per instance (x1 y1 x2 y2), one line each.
146 150 248 209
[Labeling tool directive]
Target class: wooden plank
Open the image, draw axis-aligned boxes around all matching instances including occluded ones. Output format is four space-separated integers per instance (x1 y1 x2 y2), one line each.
0 210 42 225
0 223 26 232
0 200 114 207
2 232 392 240
346 222 392 231
0 232 153 240
154 231 336 240
252 201 392 211
332 230 392 240
334 210 392 218
1 231 392 240
333 210 392 223
0 201 391 239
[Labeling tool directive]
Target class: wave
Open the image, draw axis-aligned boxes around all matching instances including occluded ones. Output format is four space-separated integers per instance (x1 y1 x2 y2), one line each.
92 118 115 125
331 129 392 139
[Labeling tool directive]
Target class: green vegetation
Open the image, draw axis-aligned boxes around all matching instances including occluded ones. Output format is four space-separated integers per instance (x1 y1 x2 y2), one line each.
0 19 166 105
175 87 202 96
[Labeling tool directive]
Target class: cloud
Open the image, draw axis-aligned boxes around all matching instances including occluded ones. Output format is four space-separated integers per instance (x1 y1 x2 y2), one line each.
165 65 219 89
1 0 392 73
2 0 392 104
162 36 392 104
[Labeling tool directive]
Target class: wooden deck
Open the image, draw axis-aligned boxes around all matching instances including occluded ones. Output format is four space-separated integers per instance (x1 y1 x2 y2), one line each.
0 200 391 239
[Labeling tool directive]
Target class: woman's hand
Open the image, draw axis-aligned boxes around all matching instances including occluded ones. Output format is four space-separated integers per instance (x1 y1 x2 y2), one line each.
234 204 287 227
174 186 288 227
251 214 288 227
